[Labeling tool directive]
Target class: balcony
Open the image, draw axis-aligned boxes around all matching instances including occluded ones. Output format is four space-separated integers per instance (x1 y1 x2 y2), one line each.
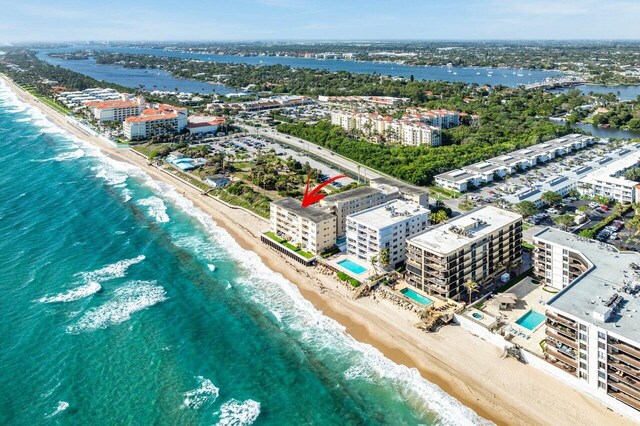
608 366 640 393
608 390 640 411
609 379 640 403
609 361 640 379
546 328 578 349
546 311 577 330
610 341 640 361
610 351 640 370
546 345 578 369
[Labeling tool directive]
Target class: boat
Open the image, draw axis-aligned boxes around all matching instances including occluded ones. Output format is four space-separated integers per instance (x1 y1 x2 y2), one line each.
208 264 216 272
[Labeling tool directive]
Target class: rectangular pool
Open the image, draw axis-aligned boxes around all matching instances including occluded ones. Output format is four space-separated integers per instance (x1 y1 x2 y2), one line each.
400 288 434 306
337 259 367 275
515 310 546 331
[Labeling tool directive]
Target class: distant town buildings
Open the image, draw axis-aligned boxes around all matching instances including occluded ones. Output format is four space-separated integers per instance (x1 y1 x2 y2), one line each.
346 200 430 269
207 95 313 113
406 206 523 301
318 95 410 106
533 228 640 414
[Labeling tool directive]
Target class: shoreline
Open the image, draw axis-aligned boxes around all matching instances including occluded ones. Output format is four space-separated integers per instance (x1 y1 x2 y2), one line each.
2 74 635 426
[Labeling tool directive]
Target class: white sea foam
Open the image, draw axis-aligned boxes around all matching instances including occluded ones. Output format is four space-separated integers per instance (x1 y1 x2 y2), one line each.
93 164 128 186
34 148 85 163
207 264 216 272
38 281 102 303
46 401 69 418
77 255 145 283
121 188 133 202
182 376 219 409
66 280 166 334
138 196 170 223
215 399 260 426
15 116 32 122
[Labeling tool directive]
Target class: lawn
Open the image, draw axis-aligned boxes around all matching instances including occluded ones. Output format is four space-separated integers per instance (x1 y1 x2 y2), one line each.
428 186 461 200
264 231 314 259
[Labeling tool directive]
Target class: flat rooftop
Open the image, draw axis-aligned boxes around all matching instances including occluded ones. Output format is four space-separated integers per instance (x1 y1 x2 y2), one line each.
272 197 335 223
348 200 429 229
537 228 640 343
434 169 479 183
409 206 522 255
321 186 387 204
369 176 428 197
463 162 505 174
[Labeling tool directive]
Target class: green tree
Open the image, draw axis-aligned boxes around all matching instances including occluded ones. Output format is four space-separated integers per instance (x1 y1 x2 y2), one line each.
624 167 640 182
553 214 575 229
516 201 538 217
464 279 480 305
430 210 450 224
380 249 391 270
541 191 562 206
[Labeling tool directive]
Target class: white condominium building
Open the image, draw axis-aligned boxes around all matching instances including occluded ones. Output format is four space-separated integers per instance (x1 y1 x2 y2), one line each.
319 186 399 237
346 200 430 269
406 207 523 301
579 150 640 203
270 198 337 255
123 104 188 140
533 228 640 416
85 95 145 123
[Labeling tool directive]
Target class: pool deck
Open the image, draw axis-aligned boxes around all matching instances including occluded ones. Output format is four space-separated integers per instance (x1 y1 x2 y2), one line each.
326 254 375 281
474 277 558 355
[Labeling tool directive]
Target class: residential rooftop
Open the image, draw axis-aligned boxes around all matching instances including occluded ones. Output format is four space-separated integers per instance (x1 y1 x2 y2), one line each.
369 176 429 197
538 228 640 343
408 206 522 255
272 197 335 223
321 186 388 204
348 200 429 229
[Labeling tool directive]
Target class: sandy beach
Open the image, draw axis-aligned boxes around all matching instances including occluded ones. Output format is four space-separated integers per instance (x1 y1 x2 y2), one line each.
2 74 635 426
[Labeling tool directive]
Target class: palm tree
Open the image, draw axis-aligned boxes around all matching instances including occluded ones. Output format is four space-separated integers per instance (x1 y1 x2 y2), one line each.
464 279 479 305
370 254 379 276
379 249 390 271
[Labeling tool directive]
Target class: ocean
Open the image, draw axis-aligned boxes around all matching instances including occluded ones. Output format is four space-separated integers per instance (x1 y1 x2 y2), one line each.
0 80 488 426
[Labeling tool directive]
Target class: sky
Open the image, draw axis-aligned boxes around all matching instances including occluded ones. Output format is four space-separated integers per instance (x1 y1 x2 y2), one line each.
1 0 640 43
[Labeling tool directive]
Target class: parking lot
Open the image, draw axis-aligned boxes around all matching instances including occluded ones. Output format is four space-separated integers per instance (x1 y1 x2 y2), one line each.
205 135 356 188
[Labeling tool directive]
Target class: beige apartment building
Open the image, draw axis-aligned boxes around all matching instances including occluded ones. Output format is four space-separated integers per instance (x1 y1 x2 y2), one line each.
270 198 336 254
534 228 640 415
405 206 523 301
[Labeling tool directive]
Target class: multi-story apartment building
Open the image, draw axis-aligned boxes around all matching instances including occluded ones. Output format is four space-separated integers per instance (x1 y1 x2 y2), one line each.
533 228 640 414
406 207 523 301
319 186 399 237
580 151 640 203
329 110 442 146
369 177 430 208
123 104 188 140
85 95 145 123
346 200 430 269
404 108 460 128
270 198 336 255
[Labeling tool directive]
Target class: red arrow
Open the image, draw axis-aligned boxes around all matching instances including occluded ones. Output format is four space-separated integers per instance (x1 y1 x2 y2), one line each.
301 174 348 207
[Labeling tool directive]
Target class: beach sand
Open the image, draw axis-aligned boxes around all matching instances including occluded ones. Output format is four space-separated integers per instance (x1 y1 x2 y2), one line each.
3 74 635 426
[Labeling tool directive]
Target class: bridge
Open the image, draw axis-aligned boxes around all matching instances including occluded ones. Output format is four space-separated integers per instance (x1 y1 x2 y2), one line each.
523 76 587 91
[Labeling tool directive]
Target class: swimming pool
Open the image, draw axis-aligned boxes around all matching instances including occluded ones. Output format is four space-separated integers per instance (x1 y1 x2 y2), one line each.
400 288 434 306
515 310 546 331
337 259 367 275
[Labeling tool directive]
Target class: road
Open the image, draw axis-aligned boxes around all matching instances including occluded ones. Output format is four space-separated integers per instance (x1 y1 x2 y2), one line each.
238 123 386 182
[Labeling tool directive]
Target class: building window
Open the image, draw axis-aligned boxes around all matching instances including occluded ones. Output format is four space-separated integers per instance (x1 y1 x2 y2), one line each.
579 333 587 342
598 331 606 340
598 361 606 370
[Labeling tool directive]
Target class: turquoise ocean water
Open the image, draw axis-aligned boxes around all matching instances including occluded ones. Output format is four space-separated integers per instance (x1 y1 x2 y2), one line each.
0 81 488 426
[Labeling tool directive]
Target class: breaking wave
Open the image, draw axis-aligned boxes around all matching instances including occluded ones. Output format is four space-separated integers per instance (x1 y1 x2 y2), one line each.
138 196 170 223
66 280 166 334
38 281 102 303
77 255 145 283
215 399 261 426
182 376 219 409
